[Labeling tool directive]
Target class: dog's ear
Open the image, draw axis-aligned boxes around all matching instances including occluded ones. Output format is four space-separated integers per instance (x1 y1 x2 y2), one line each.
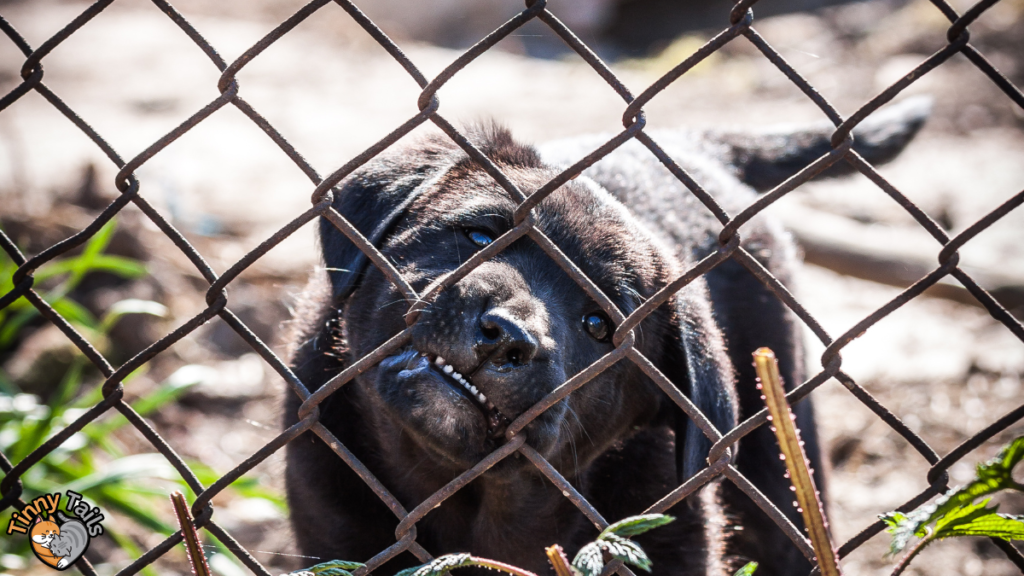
320 126 538 302
661 284 738 483
320 151 450 303
710 95 931 191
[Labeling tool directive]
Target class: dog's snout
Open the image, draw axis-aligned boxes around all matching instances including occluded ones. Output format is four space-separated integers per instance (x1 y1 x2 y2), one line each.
475 311 538 367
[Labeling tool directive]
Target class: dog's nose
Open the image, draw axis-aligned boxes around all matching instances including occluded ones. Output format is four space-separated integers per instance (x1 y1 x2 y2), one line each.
475 311 538 367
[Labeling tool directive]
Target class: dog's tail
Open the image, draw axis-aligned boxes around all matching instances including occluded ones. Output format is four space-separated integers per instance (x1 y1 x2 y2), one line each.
709 95 932 192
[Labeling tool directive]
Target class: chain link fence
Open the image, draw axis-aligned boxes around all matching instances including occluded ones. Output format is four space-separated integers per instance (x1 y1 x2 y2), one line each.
1 0 1023 574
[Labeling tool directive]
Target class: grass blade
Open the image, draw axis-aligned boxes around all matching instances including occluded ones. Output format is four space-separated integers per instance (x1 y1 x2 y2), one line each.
733 562 758 576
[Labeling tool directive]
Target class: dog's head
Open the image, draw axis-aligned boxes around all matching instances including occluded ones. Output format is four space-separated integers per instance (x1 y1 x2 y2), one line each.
320 127 736 481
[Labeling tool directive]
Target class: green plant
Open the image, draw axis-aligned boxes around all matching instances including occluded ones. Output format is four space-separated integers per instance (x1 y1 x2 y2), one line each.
0 219 285 574
570 514 675 576
881 435 1024 575
0 218 147 350
0 346 183 573
288 514 677 576
2 220 169 557
732 562 758 576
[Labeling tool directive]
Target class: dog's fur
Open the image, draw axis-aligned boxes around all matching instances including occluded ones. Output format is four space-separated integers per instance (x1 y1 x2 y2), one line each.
284 99 929 576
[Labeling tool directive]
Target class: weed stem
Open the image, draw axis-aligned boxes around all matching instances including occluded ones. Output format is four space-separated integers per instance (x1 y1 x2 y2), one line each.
754 347 842 576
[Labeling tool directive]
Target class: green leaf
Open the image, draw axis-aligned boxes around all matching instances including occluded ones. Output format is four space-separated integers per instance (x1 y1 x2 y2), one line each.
84 218 117 256
600 514 675 538
95 486 174 534
880 512 908 530
305 559 365 576
50 357 86 410
932 499 1024 541
179 460 287 510
395 554 474 576
36 219 119 298
599 533 652 572
51 297 100 331
126 376 192 417
99 298 166 333
978 436 1024 486
572 542 605 576
884 509 931 556
311 568 351 576
317 560 366 571
87 254 147 278
72 366 146 410
8 403 55 462
886 435 1024 554
934 436 1024 519
61 453 178 494
0 250 16 292
571 514 673 576
88 368 199 438
0 309 38 348
733 562 758 576
36 254 146 285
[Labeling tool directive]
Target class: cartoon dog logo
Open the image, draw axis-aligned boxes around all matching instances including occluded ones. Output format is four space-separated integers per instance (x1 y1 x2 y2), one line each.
8 490 103 571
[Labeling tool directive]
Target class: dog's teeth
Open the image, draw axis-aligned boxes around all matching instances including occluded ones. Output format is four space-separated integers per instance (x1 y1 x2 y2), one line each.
443 365 454 374
452 371 463 380
435 356 445 366
469 384 479 394
477 393 487 403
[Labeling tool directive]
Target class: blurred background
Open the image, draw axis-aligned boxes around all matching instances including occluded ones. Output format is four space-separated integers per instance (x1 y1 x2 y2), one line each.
0 0 1022 575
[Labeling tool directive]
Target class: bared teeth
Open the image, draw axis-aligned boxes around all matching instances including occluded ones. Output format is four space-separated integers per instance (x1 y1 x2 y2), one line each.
419 350 489 406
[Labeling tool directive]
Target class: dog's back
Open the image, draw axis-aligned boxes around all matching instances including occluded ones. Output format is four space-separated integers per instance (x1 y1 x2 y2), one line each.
539 99 928 572
540 133 814 574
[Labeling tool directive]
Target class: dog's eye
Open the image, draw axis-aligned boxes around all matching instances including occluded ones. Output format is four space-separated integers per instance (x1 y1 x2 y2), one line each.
582 312 612 342
466 229 494 247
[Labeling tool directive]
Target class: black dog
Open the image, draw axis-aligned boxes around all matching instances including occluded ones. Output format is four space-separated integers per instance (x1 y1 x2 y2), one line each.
284 98 929 576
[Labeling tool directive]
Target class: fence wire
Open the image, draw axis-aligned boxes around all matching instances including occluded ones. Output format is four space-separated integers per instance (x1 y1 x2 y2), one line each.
1 0 1024 575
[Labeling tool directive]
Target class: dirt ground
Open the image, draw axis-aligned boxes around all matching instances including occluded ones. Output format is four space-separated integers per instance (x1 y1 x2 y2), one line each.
0 0 1023 575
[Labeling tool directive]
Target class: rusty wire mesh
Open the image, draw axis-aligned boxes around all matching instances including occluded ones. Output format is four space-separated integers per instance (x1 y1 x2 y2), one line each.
1 0 1024 574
